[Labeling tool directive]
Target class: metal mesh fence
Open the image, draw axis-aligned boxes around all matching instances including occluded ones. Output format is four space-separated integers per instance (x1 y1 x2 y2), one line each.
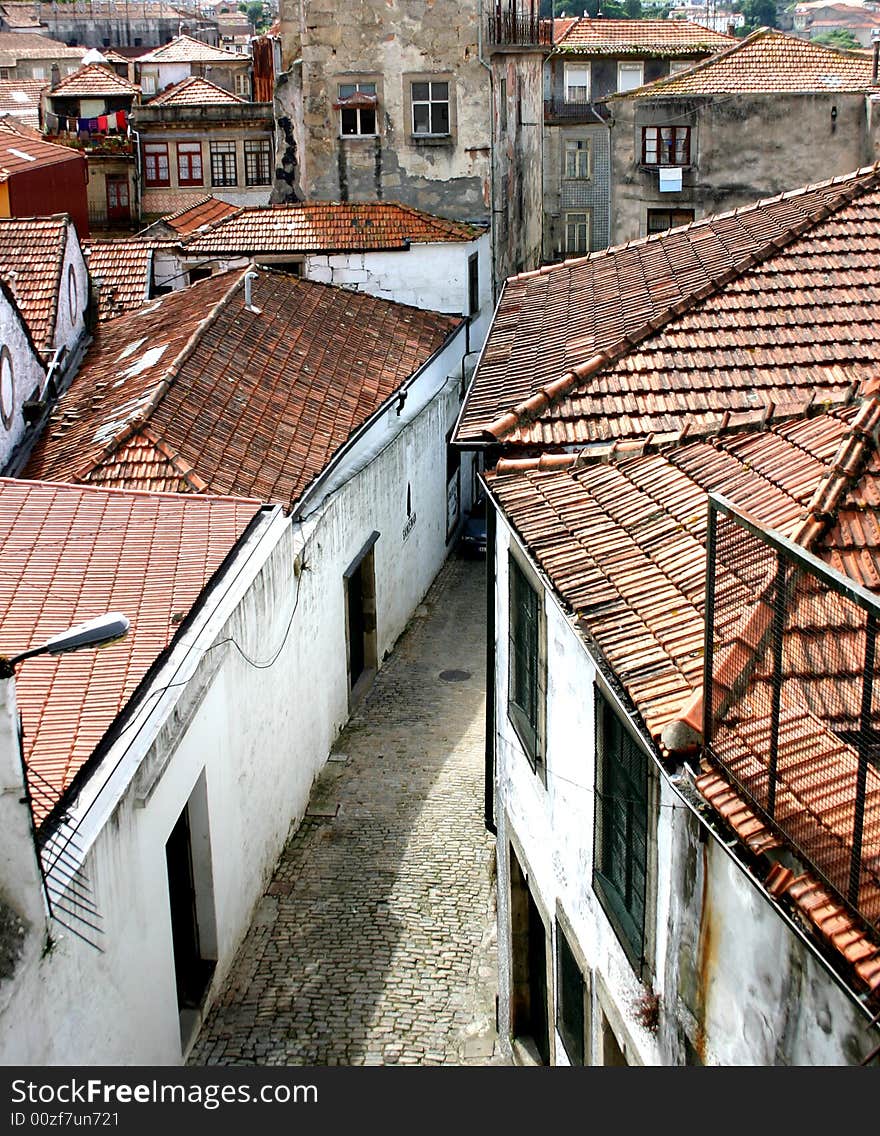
705 496 880 933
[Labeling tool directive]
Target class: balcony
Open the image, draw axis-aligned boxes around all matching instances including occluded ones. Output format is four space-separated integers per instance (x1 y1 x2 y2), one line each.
45 131 134 157
487 10 552 48
544 98 607 123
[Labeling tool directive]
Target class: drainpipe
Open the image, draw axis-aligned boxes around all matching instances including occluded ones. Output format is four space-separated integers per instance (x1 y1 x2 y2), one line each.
477 2 497 304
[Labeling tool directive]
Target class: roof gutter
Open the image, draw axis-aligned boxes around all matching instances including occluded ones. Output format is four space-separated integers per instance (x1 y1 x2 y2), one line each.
450 276 508 450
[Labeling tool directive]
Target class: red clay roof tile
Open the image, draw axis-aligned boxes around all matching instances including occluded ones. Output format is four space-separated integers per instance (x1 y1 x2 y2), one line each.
554 16 734 54
0 214 70 352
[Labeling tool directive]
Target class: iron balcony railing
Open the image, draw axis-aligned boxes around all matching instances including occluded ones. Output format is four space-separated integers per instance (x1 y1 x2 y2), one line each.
703 493 880 935
487 10 552 47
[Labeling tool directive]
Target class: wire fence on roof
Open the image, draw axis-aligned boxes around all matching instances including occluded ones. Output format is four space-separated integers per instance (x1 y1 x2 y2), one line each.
704 493 880 935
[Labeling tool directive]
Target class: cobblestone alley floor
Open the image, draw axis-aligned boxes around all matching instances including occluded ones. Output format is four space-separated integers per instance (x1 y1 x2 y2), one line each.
189 553 505 1066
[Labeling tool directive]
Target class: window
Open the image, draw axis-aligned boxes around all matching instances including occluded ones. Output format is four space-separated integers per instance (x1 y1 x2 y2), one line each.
177 141 203 186
338 80 377 136
555 920 586 1066
244 138 271 186
565 211 590 255
564 62 590 103
0 345 14 430
564 138 590 180
647 208 694 234
234 71 250 98
411 79 449 135
499 76 507 132
143 141 170 186
508 554 544 772
141 71 157 95
617 61 644 93
593 686 648 968
668 58 692 75
467 252 479 317
67 264 77 324
31 66 45 80
642 125 690 166
210 140 237 187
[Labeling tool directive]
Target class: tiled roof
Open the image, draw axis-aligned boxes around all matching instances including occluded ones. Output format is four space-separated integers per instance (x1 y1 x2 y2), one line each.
157 194 239 235
24 268 462 508
487 402 880 989
0 477 261 823
456 164 880 446
553 16 734 54
611 27 877 95
136 34 245 64
148 74 245 105
182 201 485 256
87 239 155 320
0 32 84 60
0 121 82 181
48 62 140 97
0 214 69 351
0 78 45 128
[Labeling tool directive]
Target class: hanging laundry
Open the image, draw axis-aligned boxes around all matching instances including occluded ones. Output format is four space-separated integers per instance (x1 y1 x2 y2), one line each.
97 114 108 132
88 117 99 131
116 109 127 130
106 111 118 131
77 117 89 132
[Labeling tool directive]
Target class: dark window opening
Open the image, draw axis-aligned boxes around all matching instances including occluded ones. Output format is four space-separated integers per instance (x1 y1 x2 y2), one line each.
593 686 648 969
468 252 479 317
344 536 378 703
556 921 585 1065
510 848 550 1064
509 555 542 771
244 139 272 186
210 140 237 187
647 208 694 234
165 799 215 1014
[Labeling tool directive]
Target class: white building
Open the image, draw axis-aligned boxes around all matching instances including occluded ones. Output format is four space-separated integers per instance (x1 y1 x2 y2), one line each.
0 265 476 1064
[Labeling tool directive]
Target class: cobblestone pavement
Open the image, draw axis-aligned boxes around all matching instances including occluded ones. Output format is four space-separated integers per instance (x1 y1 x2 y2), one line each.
190 553 506 1066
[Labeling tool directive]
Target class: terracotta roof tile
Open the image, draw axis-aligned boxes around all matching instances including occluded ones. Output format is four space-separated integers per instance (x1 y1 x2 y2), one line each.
158 194 239 235
86 239 157 320
148 74 245 106
137 34 245 65
24 268 462 508
456 164 880 445
47 62 140 97
0 121 83 181
182 200 485 256
0 214 69 352
554 16 734 54
0 477 261 823
612 27 878 95
0 78 45 129
0 33 84 61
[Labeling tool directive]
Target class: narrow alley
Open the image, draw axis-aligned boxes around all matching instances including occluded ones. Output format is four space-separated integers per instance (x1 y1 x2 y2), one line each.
189 554 505 1066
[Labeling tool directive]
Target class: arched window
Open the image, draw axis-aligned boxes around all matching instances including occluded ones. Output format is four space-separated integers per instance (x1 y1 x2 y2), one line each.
0 346 15 430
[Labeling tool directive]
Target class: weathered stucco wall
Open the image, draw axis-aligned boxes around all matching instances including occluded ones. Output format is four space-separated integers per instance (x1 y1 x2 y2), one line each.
0 292 46 473
284 0 490 222
491 507 878 1066
610 92 871 244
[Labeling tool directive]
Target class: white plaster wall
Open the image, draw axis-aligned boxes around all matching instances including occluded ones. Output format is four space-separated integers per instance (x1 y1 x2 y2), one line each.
156 62 192 89
52 222 89 359
0 332 470 1065
303 232 493 348
491 508 877 1067
0 290 47 472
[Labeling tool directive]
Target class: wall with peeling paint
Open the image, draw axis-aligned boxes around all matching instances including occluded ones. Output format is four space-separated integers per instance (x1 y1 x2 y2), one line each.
491 504 878 1066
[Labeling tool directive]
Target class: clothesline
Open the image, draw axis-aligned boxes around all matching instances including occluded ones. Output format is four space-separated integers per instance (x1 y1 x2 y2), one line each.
43 108 129 135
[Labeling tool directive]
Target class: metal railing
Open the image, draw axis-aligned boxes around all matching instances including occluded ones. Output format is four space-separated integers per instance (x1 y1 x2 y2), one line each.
487 10 552 46
543 97 604 121
703 493 880 932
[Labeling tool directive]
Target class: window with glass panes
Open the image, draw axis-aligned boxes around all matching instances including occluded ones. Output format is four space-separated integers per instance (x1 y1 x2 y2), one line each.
564 62 590 103
556 921 585 1065
593 687 648 968
244 139 271 186
339 81 377 135
564 138 590 179
642 125 690 165
210 140 237 187
143 141 170 186
508 555 542 769
647 208 694 234
177 141 203 186
617 61 644 93
565 211 590 254
411 80 449 135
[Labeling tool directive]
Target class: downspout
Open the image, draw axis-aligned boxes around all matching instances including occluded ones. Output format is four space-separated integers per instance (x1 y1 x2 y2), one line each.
477 3 497 304
484 487 497 834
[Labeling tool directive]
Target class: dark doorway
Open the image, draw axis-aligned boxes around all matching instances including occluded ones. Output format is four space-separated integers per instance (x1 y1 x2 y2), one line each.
510 846 550 1064
106 175 130 223
344 534 379 703
165 802 214 1012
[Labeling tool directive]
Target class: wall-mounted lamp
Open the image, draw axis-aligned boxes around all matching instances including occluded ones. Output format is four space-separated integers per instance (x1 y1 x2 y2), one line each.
0 613 130 676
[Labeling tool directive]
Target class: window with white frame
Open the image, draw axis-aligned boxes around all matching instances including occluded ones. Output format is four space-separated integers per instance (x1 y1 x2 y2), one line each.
668 58 692 75
565 211 590 254
564 62 590 103
234 71 250 98
617 61 644 93
410 79 450 135
338 80 377 136
244 138 272 186
209 139 237 187
564 138 591 180
141 70 158 95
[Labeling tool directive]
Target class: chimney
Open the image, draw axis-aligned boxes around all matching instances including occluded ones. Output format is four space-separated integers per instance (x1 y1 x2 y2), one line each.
244 270 261 313
727 20 735 36
50 62 60 90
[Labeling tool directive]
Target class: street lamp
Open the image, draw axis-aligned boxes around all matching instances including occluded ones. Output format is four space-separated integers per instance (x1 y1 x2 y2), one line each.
0 613 131 676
